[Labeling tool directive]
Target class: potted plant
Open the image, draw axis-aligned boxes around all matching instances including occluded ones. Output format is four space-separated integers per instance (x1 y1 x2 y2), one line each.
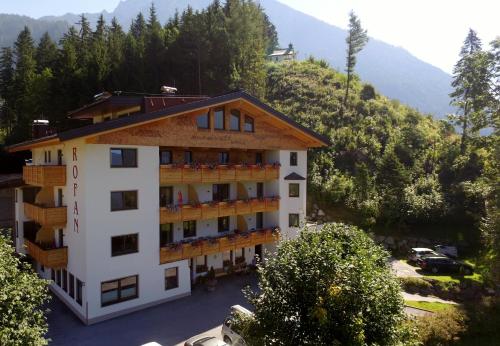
206 266 217 292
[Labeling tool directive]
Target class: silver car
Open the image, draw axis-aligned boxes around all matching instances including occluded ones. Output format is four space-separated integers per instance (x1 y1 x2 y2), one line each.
408 248 439 263
184 336 228 346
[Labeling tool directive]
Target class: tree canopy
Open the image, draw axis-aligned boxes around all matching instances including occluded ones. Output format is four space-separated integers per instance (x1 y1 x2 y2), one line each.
236 223 411 345
0 235 50 345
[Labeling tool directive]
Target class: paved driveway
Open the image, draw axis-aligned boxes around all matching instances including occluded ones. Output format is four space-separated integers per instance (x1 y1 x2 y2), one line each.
47 274 257 346
390 258 422 278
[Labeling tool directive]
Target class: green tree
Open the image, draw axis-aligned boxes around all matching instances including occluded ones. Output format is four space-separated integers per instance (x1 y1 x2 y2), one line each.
450 29 493 153
0 47 15 136
237 223 412 345
343 11 368 110
0 235 50 345
35 32 58 73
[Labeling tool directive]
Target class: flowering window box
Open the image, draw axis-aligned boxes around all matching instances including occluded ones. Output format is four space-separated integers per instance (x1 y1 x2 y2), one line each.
264 164 279 180
250 164 266 180
160 205 182 223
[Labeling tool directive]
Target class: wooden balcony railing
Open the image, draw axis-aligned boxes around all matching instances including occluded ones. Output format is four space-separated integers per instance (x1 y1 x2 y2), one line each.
24 203 67 227
23 165 66 186
160 197 280 223
160 164 280 184
160 227 280 264
24 239 68 268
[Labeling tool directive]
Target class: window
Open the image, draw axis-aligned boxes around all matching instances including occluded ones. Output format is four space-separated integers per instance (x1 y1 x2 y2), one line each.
76 279 83 305
289 183 300 197
111 191 138 211
213 184 230 201
184 151 192 164
255 152 263 164
290 152 298 166
235 248 245 263
218 152 229 165
196 112 209 129
111 234 139 256
69 273 75 298
56 270 61 286
214 108 225 130
110 148 137 168
196 255 207 273
183 220 196 238
160 149 172 165
289 213 300 227
218 216 230 233
160 223 174 247
223 251 232 267
244 116 254 132
160 186 174 207
101 275 138 307
62 269 68 292
165 268 179 290
57 149 63 165
230 110 240 131
256 212 263 229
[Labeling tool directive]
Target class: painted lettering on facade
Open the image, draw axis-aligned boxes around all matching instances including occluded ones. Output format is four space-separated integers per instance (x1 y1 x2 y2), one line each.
72 147 79 233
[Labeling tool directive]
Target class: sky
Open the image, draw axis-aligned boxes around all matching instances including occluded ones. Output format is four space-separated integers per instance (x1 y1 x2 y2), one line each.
1 0 498 73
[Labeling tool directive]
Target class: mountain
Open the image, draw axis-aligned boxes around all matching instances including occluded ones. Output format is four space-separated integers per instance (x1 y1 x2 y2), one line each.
0 14 68 48
0 0 454 117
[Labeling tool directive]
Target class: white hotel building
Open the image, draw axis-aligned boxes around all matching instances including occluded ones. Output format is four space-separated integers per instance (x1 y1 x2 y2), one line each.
8 90 328 324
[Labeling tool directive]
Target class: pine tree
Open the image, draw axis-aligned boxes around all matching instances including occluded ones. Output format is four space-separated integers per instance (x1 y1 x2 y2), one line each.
489 37 500 131
35 32 58 73
107 17 126 89
450 29 492 152
90 14 110 91
11 26 37 141
343 11 368 110
0 47 15 135
144 4 165 92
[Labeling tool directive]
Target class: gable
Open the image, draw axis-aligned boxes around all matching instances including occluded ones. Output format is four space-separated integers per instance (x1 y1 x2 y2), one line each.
87 100 322 150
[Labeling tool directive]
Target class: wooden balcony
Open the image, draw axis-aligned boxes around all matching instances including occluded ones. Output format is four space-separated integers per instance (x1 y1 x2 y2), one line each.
23 165 66 186
24 239 67 268
159 228 280 264
160 197 280 223
24 202 67 227
159 164 279 183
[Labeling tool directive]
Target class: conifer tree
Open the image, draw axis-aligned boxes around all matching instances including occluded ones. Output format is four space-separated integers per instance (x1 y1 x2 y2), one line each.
450 29 492 152
35 32 57 73
90 14 110 91
343 11 368 109
107 17 126 89
0 47 15 135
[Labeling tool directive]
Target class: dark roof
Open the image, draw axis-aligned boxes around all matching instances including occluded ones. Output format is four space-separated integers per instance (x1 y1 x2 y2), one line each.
284 172 306 180
8 90 330 150
0 174 23 189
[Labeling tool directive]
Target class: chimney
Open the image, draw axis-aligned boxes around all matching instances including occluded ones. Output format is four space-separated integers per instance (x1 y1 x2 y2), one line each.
161 86 177 95
32 119 53 139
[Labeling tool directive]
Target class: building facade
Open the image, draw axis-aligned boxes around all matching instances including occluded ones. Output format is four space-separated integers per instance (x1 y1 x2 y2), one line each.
8 90 327 324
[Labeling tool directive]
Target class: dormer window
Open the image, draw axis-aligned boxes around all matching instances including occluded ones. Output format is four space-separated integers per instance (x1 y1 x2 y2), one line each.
244 115 254 132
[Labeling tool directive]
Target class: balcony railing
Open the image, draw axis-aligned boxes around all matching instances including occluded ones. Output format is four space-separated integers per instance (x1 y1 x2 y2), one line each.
160 163 280 184
24 202 67 227
23 165 66 186
160 227 280 264
160 197 280 223
24 239 68 268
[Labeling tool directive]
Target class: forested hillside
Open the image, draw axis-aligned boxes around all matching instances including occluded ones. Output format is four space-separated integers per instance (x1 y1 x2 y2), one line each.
266 59 498 246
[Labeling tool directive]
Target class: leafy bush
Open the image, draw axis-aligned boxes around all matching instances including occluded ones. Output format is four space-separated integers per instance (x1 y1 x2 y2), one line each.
399 277 433 294
236 223 413 345
414 307 467 345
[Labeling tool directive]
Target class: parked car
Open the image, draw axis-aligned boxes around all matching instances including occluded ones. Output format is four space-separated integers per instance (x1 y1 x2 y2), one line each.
408 248 439 263
184 336 228 346
417 256 473 275
222 305 252 345
434 245 458 258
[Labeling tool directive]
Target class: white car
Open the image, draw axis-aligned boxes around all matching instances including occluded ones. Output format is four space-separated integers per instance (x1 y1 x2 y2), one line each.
184 336 228 346
221 305 252 345
408 248 439 263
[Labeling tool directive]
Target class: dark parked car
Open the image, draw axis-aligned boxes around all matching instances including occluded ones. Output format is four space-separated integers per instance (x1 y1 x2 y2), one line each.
417 256 473 275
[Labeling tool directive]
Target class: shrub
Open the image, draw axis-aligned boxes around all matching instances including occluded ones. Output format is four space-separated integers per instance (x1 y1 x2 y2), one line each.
400 277 433 294
414 307 467 345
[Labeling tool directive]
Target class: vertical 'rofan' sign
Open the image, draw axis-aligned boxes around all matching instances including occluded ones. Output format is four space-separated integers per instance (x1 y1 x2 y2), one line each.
72 147 79 233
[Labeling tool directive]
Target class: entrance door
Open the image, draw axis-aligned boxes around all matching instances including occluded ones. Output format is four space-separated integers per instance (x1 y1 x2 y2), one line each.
255 244 263 261
57 189 63 207
256 183 264 199
256 212 263 229
58 229 64 247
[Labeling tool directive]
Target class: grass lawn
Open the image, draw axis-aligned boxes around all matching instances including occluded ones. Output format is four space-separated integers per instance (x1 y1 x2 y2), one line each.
400 259 484 284
405 300 456 312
